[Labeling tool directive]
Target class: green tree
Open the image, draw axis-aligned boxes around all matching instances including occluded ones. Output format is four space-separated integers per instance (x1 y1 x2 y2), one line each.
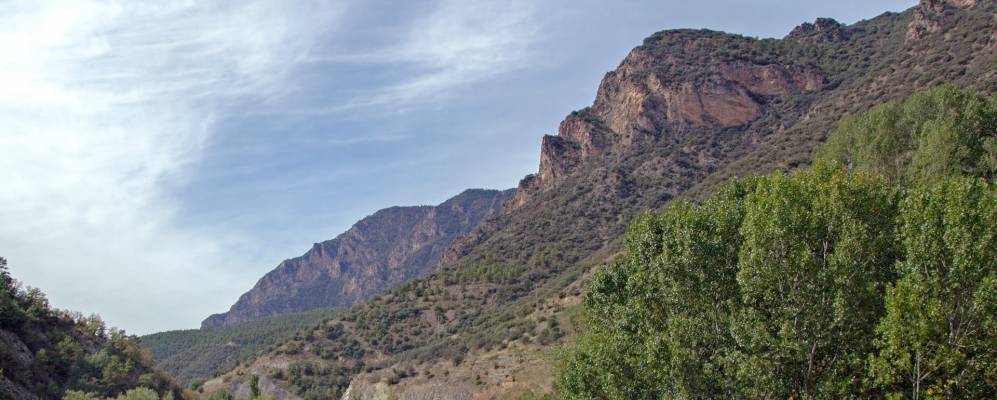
0 257 12 295
556 178 755 399
250 374 261 399
870 178 996 399
818 84 997 183
732 164 896 398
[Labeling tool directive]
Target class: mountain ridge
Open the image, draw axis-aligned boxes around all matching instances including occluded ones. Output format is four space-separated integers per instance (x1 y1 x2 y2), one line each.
202 188 513 329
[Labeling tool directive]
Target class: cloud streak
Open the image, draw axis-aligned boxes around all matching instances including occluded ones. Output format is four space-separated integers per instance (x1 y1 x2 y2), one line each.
0 0 344 334
291 0 540 114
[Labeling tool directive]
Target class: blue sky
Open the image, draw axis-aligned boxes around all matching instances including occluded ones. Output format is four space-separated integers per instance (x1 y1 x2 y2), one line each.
0 0 916 334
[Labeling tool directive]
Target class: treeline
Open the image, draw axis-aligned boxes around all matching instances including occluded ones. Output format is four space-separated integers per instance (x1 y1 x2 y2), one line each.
0 258 188 400
555 85 996 399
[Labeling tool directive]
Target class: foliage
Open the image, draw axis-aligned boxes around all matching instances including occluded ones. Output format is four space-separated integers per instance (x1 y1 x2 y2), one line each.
870 178 996 399
819 84 997 183
0 258 186 400
557 163 994 399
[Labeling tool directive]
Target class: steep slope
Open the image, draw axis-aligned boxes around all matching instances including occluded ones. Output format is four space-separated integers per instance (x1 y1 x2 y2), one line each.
202 189 513 328
207 1 997 399
0 258 187 400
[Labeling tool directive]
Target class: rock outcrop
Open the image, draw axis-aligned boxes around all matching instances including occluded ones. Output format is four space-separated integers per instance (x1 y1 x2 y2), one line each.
202 189 513 328
786 18 849 43
513 30 825 205
909 0 979 40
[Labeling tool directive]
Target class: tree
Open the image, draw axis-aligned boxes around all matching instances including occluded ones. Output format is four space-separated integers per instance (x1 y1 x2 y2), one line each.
0 257 11 294
556 178 755 399
732 164 896 398
0 256 24 329
870 177 996 399
818 84 997 183
557 165 902 399
249 375 261 399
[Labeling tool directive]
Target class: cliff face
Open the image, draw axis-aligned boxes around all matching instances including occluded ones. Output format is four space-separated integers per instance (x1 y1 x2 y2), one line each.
202 189 512 328
516 30 826 202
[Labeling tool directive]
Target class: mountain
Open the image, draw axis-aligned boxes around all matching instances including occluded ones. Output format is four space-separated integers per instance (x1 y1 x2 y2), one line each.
201 1 997 398
0 258 188 400
202 189 513 329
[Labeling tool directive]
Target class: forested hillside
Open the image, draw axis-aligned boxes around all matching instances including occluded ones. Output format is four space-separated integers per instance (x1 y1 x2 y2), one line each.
0 258 188 400
556 85 996 399
139 308 340 389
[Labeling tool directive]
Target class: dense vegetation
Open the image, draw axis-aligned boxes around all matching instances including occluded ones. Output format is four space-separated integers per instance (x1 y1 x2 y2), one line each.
139 307 339 387
819 84 997 183
556 86 996 399
0 258 187 400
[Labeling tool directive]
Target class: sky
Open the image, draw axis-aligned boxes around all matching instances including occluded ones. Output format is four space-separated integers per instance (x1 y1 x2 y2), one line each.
0 0 917 335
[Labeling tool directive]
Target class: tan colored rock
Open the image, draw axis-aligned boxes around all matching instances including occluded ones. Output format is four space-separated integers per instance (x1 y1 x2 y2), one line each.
537 135 582 186
719 62 825 96
662 80 761 128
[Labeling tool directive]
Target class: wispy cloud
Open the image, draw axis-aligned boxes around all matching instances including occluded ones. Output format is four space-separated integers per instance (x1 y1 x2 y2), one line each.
0 0 344 334
293 0 540 114
384 0 539 101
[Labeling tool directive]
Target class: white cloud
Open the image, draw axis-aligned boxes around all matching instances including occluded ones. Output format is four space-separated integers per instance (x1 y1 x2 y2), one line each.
296 0 540 113
388 0 539 100
0 0 344 334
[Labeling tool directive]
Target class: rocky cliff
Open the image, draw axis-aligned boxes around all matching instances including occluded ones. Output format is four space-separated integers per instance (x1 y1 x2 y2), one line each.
202 189 512 328
516 30 826 202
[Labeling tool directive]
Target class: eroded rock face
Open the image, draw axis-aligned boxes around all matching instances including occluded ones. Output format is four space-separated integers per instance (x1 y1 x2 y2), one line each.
519 35 826 206
537 135 582 185
909 0 979 40
202 189 513 328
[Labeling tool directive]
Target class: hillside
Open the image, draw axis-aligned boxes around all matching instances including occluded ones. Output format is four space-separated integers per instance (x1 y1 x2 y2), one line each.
202 189 512 329
141 308 340 388
0 258 188 400
203 1 997 399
